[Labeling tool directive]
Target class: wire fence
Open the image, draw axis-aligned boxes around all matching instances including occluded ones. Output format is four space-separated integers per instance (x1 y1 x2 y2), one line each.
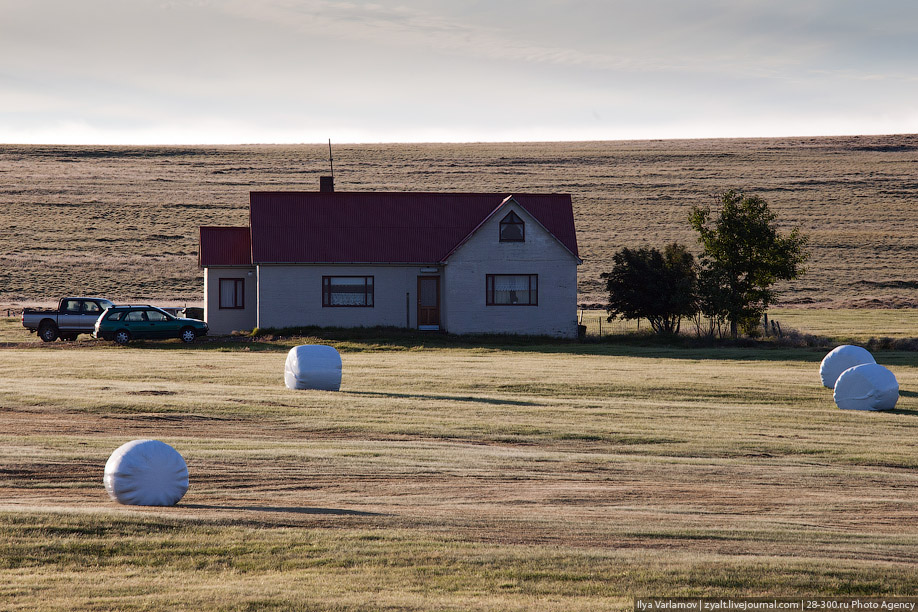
578 310 644 337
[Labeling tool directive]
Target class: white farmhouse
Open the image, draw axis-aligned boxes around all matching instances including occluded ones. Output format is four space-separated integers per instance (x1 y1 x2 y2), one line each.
199 185 581 337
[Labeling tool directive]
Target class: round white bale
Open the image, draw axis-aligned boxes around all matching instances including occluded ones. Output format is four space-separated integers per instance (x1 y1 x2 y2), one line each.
834 363 899 411
103 439 189 506
284 344 342 391
819 345 876 389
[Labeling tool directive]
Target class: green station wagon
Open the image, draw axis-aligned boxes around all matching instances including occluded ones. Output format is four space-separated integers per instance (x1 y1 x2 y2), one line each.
94 305 208 345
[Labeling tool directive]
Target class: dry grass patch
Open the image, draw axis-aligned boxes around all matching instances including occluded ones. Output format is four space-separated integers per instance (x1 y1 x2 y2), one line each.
3 514 917 611
3 136 918 306
769 308 918 342
1 341 918 609
577 308 918 343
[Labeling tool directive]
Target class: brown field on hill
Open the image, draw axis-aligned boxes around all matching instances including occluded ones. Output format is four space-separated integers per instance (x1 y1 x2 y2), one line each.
2 135 917 307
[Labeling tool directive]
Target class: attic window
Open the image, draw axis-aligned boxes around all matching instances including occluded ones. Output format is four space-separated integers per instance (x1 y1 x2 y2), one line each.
499 211 525 242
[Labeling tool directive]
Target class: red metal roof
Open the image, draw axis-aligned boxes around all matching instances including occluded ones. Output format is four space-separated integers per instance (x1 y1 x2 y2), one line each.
198 226 251 267
247 191 579 264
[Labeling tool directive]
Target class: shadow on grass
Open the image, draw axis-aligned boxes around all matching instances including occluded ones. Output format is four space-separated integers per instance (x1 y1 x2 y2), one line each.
894 390 918 415
212 330 835 363
343 389 540 406
888 408 918 416
863 390 918 416
45 325 918 366
181 503 385 517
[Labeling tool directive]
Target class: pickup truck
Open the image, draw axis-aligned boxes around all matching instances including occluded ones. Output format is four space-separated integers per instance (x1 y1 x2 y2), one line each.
22 297 115 342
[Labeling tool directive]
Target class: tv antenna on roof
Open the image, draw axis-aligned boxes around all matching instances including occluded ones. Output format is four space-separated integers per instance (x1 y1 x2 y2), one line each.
321 139 335 192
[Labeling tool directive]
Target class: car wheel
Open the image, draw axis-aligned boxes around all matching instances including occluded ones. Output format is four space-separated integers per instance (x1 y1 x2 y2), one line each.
114 330 131 345
180 327 196 343
39 323 58 342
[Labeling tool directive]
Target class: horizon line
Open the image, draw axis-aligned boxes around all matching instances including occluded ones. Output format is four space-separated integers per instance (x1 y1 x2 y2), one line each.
2 131 916 148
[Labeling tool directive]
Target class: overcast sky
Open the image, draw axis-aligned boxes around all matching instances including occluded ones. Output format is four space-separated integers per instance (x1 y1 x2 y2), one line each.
2 0 917 144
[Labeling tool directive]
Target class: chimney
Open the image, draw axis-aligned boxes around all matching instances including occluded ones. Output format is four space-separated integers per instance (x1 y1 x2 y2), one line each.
319 176 334 193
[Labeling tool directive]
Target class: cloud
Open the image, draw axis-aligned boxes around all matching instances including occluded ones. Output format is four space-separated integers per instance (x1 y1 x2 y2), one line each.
2 0 918 143
213 0 918 84
217 0 643 71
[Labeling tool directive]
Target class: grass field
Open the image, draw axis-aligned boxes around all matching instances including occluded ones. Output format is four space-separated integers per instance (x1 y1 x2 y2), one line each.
2 135 918 307
2 317 918 610
3 134 917 609
8 308 918 345
575 308 918 343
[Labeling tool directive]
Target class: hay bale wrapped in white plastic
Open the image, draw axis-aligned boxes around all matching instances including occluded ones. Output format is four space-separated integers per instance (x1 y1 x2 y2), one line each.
819 345 876 389
104 439 189 506
834 363 899 411
284 344 342 391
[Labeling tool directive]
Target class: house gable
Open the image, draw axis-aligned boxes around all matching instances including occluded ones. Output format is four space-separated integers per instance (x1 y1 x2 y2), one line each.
441 196 581 265
441 199 580 337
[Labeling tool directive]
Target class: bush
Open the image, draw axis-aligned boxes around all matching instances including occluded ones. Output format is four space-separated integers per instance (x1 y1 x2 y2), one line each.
600 243 697 335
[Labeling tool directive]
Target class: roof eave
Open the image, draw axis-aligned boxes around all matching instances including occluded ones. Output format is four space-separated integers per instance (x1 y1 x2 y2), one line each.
252 261 443 266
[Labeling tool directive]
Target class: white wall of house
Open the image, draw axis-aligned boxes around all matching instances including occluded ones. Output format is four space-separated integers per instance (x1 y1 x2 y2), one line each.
257 264 437 330
204 266 258 334
442 202 580 338
233 201 578 337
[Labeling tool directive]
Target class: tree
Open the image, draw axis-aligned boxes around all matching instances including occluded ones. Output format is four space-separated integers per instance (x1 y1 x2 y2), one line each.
601 243 697 335
691 263 731 339
689 190 808 338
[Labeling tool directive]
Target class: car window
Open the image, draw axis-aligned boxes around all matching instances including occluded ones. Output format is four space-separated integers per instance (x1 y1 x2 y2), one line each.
124 310 146 322
106 311 125 321
146 310 168 322
64 300 81 313
83 302 101 314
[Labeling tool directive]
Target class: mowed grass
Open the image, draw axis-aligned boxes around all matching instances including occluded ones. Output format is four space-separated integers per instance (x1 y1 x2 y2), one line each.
769 308 918 341
2 326 918 610
574 308 918 342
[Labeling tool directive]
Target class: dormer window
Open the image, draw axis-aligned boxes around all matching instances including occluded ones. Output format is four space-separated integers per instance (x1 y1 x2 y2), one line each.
499 211 525 242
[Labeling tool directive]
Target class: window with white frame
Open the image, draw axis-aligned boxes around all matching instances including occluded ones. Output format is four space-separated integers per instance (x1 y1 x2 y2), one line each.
219 278 245 309
486 274 538 306
323 276 374 307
